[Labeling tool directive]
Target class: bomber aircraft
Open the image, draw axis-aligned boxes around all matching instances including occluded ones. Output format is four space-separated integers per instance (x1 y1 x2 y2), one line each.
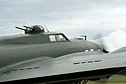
0 25 125 84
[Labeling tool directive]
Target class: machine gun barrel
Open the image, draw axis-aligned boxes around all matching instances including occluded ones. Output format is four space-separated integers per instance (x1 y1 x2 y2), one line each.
15 27 26 30
23 26 32 29
16 25 46 34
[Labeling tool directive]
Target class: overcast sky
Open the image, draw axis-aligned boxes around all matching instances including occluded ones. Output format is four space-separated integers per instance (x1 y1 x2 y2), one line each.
0 0 126 51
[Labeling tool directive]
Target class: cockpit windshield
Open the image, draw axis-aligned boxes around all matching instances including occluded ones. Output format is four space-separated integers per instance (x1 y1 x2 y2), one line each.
49 34 69 42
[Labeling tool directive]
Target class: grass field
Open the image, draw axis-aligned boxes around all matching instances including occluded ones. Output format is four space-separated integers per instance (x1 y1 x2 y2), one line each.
86 75 126 84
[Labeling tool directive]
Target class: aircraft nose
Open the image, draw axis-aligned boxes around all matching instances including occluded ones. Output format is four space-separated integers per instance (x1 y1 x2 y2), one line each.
86 41 101 51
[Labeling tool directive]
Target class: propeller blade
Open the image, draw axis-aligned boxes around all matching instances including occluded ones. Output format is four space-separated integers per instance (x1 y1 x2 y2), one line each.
93 33 109 53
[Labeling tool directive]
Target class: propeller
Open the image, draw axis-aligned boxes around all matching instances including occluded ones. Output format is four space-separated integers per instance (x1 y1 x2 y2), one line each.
92 33 109 53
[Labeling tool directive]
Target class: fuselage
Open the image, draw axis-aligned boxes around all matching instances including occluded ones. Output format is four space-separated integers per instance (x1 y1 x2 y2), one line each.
0 25 126 84
0 32 100 73
0 31 126 84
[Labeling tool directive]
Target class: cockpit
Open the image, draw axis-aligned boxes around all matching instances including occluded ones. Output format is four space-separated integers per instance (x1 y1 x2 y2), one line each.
0 25 70 44
49 34 69 42
0 32 70 44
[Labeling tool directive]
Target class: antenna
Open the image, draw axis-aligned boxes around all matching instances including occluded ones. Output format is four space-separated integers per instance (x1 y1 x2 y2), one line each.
44 25 49 32
81 35 87 40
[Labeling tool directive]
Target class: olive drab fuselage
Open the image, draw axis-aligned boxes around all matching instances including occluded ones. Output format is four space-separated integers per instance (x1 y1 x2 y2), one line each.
0 32 100 70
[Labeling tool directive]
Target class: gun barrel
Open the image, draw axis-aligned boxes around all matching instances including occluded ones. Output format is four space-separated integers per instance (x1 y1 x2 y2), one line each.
23 26 32 29
15 27 26 30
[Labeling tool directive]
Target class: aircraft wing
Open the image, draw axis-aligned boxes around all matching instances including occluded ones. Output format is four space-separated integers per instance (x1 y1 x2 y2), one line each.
0 51 126 83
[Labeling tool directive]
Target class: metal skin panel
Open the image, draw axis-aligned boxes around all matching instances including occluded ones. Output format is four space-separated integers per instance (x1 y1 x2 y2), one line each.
0 51 126 83
0 30 125 83
0 33 100 71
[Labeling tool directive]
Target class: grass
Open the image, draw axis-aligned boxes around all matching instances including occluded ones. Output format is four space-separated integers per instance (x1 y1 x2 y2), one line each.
86 75 126 84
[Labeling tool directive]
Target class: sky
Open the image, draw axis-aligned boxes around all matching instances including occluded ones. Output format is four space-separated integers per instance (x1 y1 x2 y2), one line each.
0 0 126 51
93 30 126 52
104 30 126 51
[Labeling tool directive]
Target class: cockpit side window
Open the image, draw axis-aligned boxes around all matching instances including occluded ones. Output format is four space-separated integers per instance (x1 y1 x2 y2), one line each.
49 35 56 42
49 34 69 42
56 35 66 41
